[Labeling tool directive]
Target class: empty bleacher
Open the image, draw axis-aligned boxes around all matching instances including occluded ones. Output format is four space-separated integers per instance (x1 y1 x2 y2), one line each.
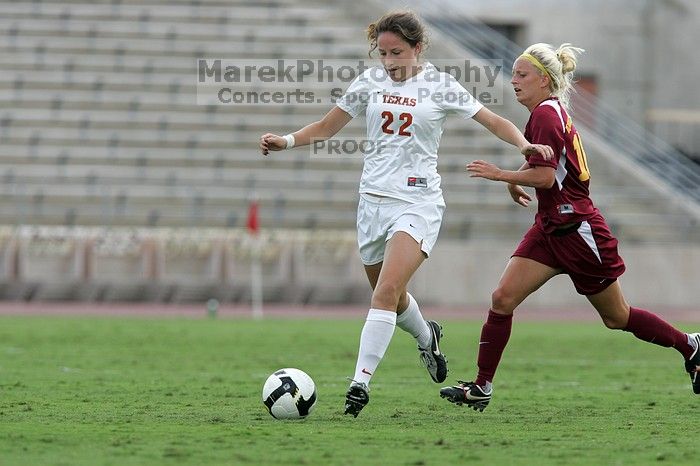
0 0 697 303
1 0 695 244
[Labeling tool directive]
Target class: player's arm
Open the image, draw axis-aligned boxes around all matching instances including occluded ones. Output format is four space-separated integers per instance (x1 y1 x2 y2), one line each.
260 107 353 155
467 159 555 189
505 162 533 207
472 107 554 160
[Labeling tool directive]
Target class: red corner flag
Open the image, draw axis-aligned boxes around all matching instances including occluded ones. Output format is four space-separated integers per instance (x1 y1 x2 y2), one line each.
246 200 259 235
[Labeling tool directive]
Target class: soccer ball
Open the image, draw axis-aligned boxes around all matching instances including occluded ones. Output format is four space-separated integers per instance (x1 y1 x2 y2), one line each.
262 368 317 420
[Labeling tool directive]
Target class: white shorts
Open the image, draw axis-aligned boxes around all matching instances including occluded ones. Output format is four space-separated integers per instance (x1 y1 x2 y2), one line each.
356 193 445 266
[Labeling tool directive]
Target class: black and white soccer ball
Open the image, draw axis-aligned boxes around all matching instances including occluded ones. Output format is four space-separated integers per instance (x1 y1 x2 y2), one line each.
262 368 317 420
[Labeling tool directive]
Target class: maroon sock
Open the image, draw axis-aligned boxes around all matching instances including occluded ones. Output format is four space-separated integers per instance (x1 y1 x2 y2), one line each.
624 307 693 359
475 310 513 386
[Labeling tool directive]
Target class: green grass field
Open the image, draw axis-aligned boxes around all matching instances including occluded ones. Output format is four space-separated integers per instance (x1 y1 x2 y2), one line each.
0 315 698 465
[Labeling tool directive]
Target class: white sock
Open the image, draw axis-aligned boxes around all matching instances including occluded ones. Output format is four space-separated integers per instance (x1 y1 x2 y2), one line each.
352 309 397 386
396 293 432 349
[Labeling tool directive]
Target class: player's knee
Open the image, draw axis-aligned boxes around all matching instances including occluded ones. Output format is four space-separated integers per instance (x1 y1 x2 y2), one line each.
372 281 402 310
601 314 627 330
491 287 517 313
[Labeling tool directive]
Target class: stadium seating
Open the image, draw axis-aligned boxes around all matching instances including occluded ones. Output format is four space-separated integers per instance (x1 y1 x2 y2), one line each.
0 0 696 302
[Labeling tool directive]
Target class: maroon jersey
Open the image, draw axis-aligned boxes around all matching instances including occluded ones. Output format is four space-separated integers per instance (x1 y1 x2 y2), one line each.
524 98 596 233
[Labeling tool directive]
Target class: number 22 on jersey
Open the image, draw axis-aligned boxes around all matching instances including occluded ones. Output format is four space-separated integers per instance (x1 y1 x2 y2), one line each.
381 111 413 137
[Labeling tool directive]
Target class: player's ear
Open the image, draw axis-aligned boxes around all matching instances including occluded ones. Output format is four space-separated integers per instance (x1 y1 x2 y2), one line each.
540 73 550 90
414 42 422 57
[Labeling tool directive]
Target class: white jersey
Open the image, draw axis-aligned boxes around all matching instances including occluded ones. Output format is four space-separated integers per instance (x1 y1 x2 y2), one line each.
336 62 483 204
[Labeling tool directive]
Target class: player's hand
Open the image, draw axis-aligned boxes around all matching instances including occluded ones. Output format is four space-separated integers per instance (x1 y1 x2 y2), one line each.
507 183 532 207
260 133 286 156
466 159 502 181
521 143 553 161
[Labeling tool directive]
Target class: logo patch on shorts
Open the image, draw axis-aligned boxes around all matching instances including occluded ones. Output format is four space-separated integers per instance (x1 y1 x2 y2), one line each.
407 177 427 188
558 204 574 214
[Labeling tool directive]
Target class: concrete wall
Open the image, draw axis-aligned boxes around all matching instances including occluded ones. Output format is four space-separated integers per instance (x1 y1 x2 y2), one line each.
1 226 698 307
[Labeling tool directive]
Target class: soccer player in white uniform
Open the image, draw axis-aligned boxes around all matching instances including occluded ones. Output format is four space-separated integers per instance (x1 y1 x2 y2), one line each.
259 11 553 417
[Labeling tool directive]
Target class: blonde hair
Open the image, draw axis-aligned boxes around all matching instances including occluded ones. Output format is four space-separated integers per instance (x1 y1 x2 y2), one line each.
520 43 584 108
366 10 428 57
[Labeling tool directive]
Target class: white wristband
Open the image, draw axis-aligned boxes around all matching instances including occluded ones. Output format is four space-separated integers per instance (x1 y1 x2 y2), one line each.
282 134 295 149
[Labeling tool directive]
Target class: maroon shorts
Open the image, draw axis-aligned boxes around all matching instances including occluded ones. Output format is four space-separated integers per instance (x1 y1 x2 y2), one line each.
512 213 626 295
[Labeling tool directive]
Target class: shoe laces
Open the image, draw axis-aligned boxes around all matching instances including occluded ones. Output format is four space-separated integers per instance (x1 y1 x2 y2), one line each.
345 377 369 392
455 380 479 393
456 380 492 395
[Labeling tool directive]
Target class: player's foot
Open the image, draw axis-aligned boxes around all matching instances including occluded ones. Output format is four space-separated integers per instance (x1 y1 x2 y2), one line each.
344 381 369 417
440 380 492 412
419 320 448 383
685 333 700 394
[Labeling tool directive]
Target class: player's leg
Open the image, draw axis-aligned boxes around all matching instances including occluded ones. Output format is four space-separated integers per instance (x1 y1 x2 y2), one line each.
365 262 432 354
353 231 425 384
356 260 424 389
586 281 700 393
345 195 387 417
351 262 430 417
350 262 405 396
397 291 445 382
363 261 382 290
363 262 411 311
346 194 399 417
564 215 699 393
441 256 559 411
481 256 560 381
365 264 446 385
385 202 448 382
345 232 425 417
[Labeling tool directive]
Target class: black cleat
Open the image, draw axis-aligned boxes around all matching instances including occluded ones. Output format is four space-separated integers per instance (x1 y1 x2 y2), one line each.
344 382 369 417
440 380 492 412
419 320 448 383
685 333 700 394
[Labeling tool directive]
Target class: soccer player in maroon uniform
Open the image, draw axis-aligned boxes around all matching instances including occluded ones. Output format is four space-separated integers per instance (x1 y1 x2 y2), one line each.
439 43 700 411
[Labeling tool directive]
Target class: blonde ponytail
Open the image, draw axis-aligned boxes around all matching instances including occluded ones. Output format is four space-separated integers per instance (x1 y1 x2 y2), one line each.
556 43 581 75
